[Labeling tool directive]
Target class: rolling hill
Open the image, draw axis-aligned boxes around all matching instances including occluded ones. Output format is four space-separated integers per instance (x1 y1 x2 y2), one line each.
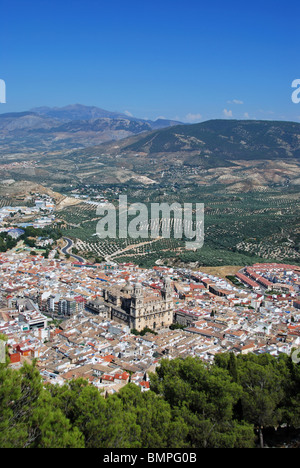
1 115 300 192
56 118 300 191
121 119 300 162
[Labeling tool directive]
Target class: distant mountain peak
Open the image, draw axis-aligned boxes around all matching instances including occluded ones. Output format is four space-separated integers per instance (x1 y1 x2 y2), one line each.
30 103 128 122
30 104 184 126
0 104 183 152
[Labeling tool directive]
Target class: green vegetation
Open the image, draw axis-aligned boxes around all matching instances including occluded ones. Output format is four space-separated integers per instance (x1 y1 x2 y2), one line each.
21 226 63 242
131 327 158 336
0 360 83 448
226 275 245 287
169 323 186 330
0 232 18 252
17 226 62 256
57 187 300 268
1 353 299 448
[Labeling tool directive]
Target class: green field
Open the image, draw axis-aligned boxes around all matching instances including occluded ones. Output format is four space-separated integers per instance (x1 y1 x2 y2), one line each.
56 185 300 267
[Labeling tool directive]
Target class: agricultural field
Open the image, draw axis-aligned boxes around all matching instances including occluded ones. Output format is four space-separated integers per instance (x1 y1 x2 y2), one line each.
55 185 300 268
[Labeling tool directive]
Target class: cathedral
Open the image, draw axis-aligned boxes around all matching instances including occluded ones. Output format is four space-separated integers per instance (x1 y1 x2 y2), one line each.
102 277 174 331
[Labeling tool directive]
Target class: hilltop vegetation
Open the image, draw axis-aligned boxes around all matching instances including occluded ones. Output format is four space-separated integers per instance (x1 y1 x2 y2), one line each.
0 349 299 448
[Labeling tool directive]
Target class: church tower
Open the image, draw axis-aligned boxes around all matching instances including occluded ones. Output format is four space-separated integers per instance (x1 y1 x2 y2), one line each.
161 277 173 302
130 282 144 322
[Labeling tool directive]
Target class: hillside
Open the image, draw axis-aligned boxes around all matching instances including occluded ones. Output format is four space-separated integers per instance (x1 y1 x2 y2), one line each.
1 117 300 193
122 119 300 163
51 119 300 192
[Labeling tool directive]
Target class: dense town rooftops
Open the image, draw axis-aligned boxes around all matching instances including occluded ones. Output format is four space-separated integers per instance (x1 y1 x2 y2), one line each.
0 253 300 389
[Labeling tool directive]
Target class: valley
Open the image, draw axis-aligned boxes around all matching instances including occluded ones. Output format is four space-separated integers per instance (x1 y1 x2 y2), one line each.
1 107 300 269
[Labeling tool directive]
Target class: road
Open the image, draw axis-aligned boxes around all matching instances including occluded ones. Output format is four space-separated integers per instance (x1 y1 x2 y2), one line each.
61 237 86 263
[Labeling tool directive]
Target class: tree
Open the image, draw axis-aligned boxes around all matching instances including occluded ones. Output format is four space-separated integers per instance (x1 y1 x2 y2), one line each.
24 238 36 248
150 357 255 448
42 249 50 259
1 352 296 448
169 323 186 330
0 361 83 448
24 390 84 448
279 354 300 429
228 352 239 383
115 383 188 448
48 379 141 448
235 354 288 448
0 360 43 447
95 256 104 263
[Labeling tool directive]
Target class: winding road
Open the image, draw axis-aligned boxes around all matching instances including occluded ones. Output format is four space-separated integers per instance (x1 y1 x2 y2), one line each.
61 237 86 263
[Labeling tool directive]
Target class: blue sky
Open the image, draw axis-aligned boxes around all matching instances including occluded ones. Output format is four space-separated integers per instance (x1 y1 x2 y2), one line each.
1 0 300 122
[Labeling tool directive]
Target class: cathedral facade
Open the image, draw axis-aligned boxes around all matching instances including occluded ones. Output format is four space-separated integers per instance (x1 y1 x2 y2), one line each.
102 278 174 331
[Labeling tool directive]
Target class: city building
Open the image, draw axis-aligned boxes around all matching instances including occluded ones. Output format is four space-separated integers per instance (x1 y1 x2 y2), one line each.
102 278 174 331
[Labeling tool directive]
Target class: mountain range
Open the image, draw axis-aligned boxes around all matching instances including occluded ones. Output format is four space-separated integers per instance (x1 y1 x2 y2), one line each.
0 104 182 154
1 105 300 192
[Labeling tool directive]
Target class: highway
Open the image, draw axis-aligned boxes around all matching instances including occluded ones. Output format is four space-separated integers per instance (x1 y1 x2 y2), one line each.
61 237 86 263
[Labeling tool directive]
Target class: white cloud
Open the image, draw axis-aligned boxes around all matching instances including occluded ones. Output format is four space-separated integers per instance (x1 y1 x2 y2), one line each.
184 113 202 123
244 112 250 119
227 99 244 105
223 109 233 118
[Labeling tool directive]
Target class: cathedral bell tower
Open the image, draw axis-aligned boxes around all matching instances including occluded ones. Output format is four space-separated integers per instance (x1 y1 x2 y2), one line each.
161 277 173 302
131 283 144 316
